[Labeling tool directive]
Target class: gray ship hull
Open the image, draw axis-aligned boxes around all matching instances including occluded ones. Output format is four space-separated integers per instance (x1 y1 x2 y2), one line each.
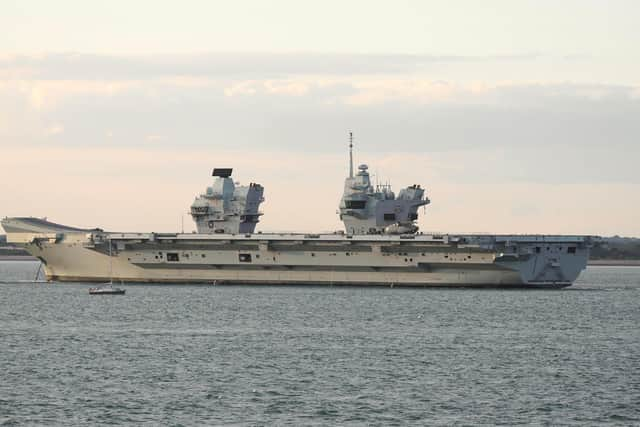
2 218 591 288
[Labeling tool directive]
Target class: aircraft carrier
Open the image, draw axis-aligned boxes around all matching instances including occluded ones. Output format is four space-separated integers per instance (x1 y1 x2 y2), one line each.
1 136 592 287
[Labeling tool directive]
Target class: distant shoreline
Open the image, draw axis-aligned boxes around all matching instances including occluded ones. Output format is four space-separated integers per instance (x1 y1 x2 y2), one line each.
0 256 38 261
588 260 640 267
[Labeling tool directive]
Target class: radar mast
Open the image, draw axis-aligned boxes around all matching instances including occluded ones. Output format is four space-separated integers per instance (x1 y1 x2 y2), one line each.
349 131 354 178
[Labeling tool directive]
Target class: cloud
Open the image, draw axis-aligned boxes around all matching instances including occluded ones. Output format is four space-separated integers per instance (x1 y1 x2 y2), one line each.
0 78 140 111
44 123 64 136
145 134 165 142
1 74 639 174
1 52 639 235
0 52 546 81
1 73 638 152
223 80 259 97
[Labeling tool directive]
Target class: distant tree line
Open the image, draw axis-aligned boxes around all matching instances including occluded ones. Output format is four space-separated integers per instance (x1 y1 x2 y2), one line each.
591 236 640 260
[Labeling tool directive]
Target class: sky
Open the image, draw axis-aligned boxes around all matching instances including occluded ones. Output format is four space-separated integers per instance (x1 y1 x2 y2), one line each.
0 0 639 236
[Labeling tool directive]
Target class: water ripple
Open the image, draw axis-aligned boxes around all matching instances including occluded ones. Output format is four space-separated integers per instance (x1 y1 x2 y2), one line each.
1 262 639 425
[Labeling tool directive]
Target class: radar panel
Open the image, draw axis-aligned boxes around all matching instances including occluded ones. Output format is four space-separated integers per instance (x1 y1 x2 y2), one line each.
212 168 233 178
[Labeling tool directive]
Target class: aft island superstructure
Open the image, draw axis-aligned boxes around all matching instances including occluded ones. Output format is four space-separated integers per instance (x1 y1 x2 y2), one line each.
1 135 592 288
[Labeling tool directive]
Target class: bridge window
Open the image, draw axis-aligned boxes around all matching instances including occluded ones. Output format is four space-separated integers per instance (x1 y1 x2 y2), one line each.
239 253 252 262
167 253 179 262
384 213 396 221
567 247 577 254
345 200 366 209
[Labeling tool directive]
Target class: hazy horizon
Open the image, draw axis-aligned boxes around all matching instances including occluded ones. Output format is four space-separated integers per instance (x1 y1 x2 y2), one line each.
1 1 638 236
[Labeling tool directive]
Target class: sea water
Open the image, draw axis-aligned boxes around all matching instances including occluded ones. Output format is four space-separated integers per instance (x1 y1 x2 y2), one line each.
1 261 639 425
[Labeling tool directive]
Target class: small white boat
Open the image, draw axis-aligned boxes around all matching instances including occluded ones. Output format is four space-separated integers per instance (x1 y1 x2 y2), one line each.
88 241 126 295
89 286 125 295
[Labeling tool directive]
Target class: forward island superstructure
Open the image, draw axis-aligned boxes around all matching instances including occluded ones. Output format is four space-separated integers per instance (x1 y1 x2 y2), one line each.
1 135 592 287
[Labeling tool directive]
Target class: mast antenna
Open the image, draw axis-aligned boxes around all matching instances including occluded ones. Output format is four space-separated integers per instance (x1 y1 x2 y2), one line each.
349 131 354 178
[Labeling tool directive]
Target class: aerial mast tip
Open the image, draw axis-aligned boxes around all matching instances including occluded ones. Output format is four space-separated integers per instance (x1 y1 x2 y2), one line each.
348 131 354 178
